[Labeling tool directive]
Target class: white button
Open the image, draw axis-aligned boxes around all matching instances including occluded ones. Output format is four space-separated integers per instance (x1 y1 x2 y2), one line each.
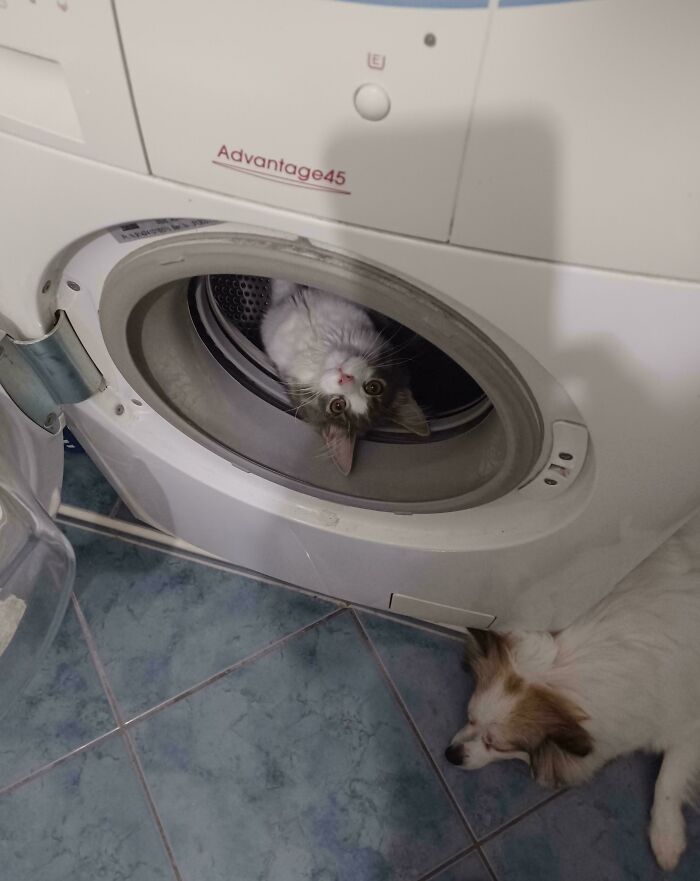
354 84 391 122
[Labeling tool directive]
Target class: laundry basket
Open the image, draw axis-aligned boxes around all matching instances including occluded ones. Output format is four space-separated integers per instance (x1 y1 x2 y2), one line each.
0 426 74 721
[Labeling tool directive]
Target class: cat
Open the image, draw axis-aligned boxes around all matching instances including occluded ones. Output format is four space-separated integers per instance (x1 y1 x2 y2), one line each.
260 280 429 474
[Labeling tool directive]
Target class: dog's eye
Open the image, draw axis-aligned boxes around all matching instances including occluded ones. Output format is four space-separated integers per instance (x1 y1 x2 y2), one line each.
486 740 511 754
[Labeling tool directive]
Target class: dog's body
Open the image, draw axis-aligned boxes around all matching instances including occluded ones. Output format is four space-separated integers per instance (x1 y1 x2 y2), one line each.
446 515 700 870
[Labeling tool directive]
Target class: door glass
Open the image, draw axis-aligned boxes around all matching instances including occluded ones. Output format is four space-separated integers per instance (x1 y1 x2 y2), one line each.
0 455 74 720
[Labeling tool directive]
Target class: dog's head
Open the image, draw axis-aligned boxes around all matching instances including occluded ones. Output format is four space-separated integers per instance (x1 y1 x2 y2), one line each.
445 630 593 787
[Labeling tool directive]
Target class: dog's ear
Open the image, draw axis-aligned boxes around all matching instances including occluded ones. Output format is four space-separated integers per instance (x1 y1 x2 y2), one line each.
510 686 592 786
529 741 577 788
548 716 593 757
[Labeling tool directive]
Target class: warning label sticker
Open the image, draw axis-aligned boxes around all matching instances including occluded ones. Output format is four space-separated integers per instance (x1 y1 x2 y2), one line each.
109 218 220 243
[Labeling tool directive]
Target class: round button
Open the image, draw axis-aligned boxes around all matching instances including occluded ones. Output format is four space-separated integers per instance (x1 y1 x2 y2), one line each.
353 83 391 122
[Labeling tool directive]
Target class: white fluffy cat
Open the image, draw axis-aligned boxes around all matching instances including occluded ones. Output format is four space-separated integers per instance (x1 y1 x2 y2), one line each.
261 279 428 474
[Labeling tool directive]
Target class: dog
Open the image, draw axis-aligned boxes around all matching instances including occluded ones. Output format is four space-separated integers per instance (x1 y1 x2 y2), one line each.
445 515 700 871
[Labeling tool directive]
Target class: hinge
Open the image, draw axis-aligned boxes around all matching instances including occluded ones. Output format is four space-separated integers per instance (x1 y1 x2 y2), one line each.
0 311 105 434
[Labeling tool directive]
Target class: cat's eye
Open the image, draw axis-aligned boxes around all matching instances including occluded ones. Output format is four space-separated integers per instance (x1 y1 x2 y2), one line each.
363 379 384 396
329 397 347 414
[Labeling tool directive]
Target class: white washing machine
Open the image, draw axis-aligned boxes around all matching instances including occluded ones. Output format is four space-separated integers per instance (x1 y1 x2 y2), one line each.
1 0 700 636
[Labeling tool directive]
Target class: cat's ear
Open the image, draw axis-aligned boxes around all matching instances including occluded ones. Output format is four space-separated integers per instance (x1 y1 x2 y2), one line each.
391 389 430 437
322 424 356 476
270 279 301 302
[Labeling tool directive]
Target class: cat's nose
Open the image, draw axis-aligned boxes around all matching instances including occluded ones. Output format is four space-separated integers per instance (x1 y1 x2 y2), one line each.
338 369 354 385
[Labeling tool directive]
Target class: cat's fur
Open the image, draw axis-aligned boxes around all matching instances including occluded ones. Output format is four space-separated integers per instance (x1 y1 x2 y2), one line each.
260 280 429 473
445 513 700 870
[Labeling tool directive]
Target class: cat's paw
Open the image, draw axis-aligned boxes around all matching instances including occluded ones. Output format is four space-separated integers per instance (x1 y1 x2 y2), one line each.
650 815 686 871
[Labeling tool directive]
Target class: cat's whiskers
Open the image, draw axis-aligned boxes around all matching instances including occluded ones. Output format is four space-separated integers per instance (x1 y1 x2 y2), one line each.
287 388 323 417
370 356 411 369
362 338 388 360
378 336 416 358
291 395 321 414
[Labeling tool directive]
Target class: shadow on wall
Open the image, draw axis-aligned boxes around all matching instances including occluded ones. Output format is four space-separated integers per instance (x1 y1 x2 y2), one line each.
308 108 696 627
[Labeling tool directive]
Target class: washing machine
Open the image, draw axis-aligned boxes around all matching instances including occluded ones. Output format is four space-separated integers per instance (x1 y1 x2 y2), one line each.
1 0 700 641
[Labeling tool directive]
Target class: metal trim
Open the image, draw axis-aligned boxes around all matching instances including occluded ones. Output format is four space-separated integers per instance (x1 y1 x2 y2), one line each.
0 311 104 434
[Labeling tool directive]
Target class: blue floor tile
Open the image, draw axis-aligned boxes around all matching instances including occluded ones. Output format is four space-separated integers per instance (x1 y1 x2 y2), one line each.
483 752 700 881
0 736 173 881
67 525 338 717
0 603 114 791
130 612 470 881
431 851 493 880
61 450 119 514
359 612 551 838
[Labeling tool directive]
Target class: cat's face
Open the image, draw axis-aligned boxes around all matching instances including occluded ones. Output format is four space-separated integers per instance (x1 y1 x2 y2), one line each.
289 350 429 475
316 350 390 431
318 352 381 422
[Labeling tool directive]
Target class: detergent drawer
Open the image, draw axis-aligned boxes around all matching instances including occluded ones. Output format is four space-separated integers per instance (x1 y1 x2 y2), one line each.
113 0 489 241
0 0 146 172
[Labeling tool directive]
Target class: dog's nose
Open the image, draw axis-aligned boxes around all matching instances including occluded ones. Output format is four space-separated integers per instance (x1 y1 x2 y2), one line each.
444 743 464 765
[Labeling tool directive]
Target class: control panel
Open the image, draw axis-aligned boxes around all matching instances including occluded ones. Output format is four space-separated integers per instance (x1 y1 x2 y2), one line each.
3 0 699 281
113 0 490 240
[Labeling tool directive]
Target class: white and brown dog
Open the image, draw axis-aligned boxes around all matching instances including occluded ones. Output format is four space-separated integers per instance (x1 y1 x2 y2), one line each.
446 516 700 871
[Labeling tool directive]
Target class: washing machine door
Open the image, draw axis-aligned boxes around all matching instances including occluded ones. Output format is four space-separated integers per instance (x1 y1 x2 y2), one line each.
0 389 74 720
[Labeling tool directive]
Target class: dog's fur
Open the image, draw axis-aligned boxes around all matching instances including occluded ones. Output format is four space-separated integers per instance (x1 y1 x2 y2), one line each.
446 515 700 871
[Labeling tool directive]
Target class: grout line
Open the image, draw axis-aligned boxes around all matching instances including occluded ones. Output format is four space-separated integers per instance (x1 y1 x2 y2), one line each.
68 584 342 877
0 728 121 799
475 844 500 881
119 728 185 881
71 594 127 727
122 607 346 729
414 845 476 881
353 605 471 645
108 607 344 879
1 575 341 800
477 788 565 847
72 595 185 879
350 609 478 845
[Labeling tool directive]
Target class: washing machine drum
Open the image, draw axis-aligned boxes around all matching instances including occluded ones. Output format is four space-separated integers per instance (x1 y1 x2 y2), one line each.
196 274 489 435
105 238 541 513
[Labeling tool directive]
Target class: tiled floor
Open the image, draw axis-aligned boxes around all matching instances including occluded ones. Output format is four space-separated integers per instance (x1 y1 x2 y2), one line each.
2 443 697 880
61 431 120 515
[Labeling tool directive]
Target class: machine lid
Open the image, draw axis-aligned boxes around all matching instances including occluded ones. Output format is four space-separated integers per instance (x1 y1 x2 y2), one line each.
0 388 74 721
